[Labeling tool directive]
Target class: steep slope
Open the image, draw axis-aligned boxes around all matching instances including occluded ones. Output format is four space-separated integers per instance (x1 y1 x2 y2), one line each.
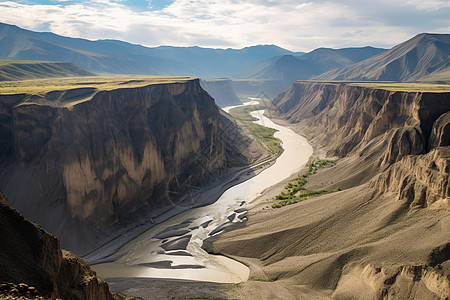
0 77 229 255
0 22 294 77
268 81 450 159
206 81 450 299
0 59 93 81
0 190 127 300
200 78 241 107
316 33 450 82
237 47 385 84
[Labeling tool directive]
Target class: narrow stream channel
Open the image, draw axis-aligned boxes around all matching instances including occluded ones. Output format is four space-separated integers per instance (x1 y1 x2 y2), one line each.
92 102 313 283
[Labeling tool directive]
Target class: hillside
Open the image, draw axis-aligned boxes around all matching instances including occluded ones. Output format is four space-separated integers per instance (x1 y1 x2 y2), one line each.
0 22 294 77
0 59 93 81
315 33 450 83
0 190 131 300
237 47 385 86
206 81 450 299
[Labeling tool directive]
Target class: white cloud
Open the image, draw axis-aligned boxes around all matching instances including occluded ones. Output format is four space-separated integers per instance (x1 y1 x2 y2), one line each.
406 0 450 11
0 0 448 51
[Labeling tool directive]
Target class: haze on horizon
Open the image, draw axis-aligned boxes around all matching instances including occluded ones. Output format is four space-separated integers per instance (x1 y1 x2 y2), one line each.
0 0 449 52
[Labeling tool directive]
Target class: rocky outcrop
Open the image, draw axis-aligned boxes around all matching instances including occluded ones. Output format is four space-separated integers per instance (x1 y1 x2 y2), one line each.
0 79 228 254
372 147 450 208
0 190 120 300
268 81 450 161
334 263 450 299
429 111 450 148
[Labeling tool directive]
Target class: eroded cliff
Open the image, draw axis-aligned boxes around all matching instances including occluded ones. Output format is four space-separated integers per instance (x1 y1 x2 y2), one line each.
206 81 450 299
0 79 229 254
268 81 450 160
0 190 126 300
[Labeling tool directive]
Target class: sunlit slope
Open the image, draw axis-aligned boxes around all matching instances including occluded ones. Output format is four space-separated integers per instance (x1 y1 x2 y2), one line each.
0 59 93 81
316 33 450 83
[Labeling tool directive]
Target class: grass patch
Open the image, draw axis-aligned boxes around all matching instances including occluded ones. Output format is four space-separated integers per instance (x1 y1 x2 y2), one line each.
272 159 339 208
229 99 283 156
0 75 194 95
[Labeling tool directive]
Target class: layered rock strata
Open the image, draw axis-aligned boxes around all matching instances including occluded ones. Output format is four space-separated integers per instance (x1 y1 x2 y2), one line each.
0 79 228 254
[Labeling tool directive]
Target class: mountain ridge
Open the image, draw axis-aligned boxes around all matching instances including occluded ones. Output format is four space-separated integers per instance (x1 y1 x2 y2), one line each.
315 33 450 82
0 22 296 77
237 46 386 90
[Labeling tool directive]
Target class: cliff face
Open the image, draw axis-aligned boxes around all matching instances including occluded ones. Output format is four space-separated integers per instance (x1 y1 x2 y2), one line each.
268 81 450 160
0 190 116 300
207 81 450 299
199 79 241 107
0 79 227 254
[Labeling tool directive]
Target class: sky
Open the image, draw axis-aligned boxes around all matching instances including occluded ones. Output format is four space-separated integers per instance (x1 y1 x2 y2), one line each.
0 0 449 52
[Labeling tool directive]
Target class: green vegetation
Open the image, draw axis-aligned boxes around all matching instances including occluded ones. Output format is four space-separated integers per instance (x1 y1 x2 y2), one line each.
229 99 283 156
0 75 193 95
349 82 450 93
272 159 339 208
0 59 94 82
296 80 450 93
0 75 194 108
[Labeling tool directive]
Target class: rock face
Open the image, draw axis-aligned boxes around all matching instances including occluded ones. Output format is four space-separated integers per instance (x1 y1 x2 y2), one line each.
0 79 228 254
268 81 450 160
199 79 241 107
0 190 117 300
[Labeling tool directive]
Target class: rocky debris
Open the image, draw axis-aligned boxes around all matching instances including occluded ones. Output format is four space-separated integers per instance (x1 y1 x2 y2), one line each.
0 282 47 300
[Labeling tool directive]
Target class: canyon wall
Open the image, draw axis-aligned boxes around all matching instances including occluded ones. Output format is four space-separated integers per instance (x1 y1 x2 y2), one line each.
267 81 450 205
268 81 450 160
207 81 450 299
0 190 125 300
199 79 242 107
0 79 229 255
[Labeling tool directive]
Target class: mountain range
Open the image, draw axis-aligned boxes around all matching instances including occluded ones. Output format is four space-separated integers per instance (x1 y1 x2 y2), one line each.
0 22 299 78
238 46 386 83
1 22 448 88
315 33 450 82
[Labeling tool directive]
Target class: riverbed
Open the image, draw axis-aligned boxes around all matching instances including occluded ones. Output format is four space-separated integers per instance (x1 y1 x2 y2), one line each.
92 104 313 283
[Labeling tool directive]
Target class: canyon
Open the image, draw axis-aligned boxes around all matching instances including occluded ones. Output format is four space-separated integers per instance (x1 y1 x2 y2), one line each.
0 24 449 300
0 77 259 256
205 81 450 299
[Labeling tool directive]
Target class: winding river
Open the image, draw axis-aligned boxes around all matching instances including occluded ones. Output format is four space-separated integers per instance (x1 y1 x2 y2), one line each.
92 101 313 283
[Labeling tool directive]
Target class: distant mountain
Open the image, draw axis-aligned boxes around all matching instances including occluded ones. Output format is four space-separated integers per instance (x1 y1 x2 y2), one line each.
0 59 93 81
315 33 450 82
0 22 296 77
237 46 385 89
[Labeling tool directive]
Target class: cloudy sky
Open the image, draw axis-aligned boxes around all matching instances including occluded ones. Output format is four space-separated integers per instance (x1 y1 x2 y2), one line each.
0 0 449 52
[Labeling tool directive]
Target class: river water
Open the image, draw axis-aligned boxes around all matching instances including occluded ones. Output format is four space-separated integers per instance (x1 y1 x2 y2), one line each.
92 102 313 283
